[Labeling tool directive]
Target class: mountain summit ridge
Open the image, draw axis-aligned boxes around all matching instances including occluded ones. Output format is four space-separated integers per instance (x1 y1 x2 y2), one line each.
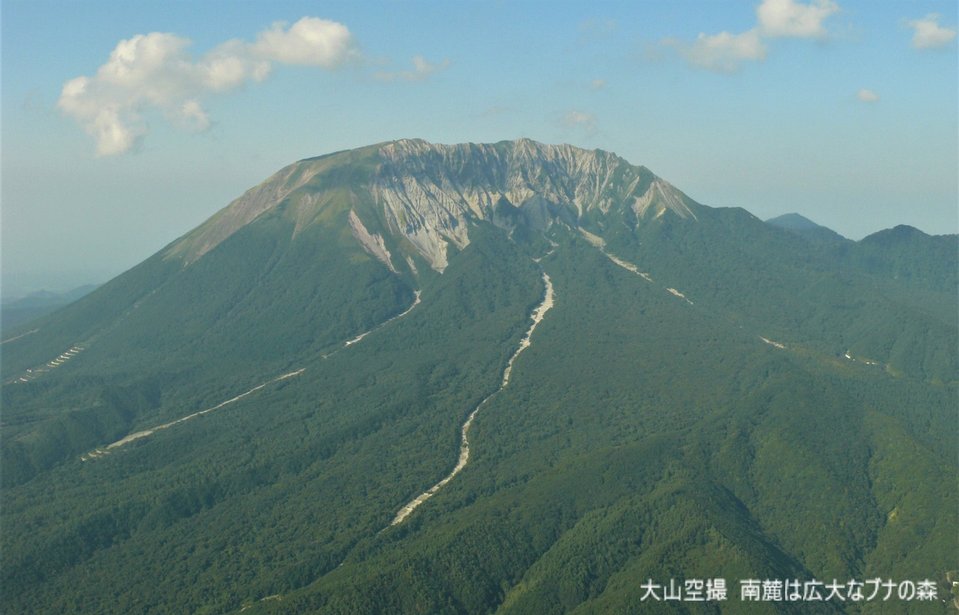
167 139 699 270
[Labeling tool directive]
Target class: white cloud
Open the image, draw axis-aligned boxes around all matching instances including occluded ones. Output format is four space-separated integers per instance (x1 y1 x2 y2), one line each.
907 14 957 50
374 55 450 82
664 0 838 72
757 0 839 39
252 17 358 67
857 88 879 103
176 100 211 131
670 29 767 73
59 17 357 156
200 39 272 91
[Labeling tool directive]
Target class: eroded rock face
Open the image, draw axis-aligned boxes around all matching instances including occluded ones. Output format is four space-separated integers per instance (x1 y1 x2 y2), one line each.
370 139 699 271
632 178 697 221
348 209 396 273
167 139 700 272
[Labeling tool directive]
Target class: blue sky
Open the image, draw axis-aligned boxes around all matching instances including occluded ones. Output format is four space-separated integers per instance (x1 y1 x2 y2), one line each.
2 0 957 296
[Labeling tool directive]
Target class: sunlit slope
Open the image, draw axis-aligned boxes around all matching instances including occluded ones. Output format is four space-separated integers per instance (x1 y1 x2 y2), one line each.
596 205 957 383
2 226 547 614
2 204 416 487
255 231 955 614
2 140 955 614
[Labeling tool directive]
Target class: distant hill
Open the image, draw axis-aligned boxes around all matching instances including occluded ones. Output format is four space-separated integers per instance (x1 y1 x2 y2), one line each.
2 139 955 614
1 284 99 332
766 215 956 296
765 212 848 244
855 225 959 292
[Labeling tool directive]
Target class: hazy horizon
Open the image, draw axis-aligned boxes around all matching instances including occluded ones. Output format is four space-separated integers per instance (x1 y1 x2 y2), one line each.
3 1 956 297
1 194 953 301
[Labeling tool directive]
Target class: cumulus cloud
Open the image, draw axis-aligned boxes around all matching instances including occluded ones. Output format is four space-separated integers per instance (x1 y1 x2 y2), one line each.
857 88 879 103
374 55 450 82
907 14 957 50
757 0 839 39
176 100 211 131
252 17 359 66
665 0 838 72
59 17 358 156
667 29 767 73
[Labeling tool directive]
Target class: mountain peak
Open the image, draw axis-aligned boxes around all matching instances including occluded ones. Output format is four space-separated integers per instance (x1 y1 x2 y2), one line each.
766 212 823 231
167 139 701 270
863 224 927 242
766 212 847 244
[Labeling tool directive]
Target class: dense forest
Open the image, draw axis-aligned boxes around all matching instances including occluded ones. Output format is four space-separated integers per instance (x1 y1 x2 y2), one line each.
2 141 955 613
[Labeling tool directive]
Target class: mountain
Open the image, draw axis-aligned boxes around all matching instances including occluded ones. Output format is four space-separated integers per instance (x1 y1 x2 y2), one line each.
766 215 955 295
1 284 99 331
3 139 956 614
766 212 848 244
855 225 958 290
766 212 827 231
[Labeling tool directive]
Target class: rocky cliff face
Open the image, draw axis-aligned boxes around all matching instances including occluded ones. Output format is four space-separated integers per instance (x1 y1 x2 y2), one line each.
371 139 698 270
167 139 700 271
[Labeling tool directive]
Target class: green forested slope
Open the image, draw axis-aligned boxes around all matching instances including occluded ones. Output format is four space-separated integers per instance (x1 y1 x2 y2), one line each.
2 227 544 613
1 208 416 488
254 230 955 614
2 141 955 614
598 206 957 383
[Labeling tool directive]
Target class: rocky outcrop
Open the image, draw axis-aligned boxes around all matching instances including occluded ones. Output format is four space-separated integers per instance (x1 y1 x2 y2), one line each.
371 139 700 271
348 209 396 272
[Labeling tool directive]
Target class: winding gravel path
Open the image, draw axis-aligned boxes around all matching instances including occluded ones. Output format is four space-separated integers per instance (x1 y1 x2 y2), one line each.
80 290 424 462
1 328 40 345
81 369 305 460
390 272 554 526
325 291 422 358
